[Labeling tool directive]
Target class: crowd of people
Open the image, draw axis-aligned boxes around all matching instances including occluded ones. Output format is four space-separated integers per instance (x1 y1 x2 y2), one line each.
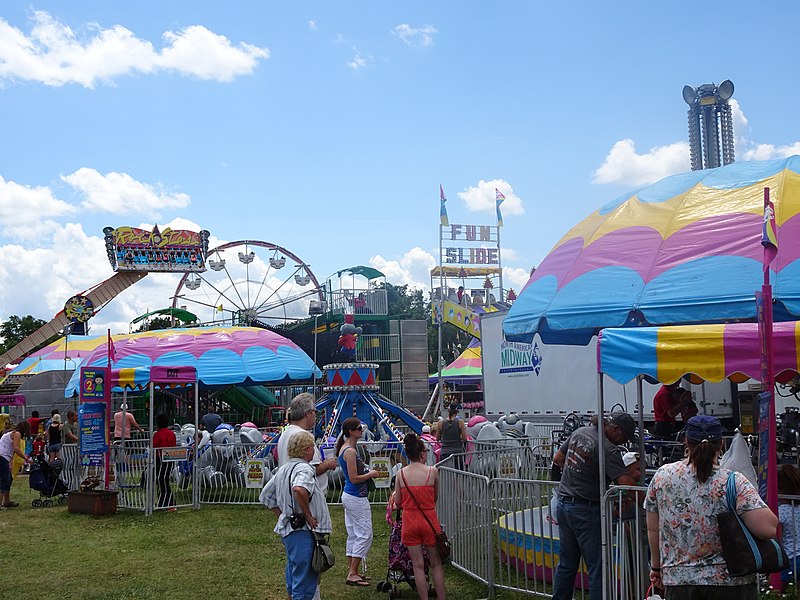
6 391 798 600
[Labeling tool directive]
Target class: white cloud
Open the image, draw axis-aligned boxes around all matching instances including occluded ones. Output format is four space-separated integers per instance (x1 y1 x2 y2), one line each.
159 25 268 82
347 51 372 71
0 176 76 239
392 24 437 48
741 142 800 161
593 139 690 187
369 247 435 291
0 11 269 88
62 168 190 218
503 267 531 292
457 179 524 218
308 21 318 32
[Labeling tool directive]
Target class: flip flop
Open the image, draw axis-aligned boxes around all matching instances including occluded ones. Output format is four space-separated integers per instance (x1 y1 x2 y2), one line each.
345 579 371 587
359 575 372 582
4 502 19 508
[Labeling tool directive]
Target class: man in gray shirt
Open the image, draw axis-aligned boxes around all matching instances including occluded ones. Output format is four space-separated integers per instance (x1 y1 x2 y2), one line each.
551 412 637 600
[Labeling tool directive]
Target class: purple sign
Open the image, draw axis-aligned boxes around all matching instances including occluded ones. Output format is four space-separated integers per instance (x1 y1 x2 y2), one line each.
0 394 25 406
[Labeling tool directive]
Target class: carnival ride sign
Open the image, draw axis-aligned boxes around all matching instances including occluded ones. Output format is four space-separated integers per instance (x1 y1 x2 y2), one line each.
441 223 500 266
104 225 210 273
78 401 108 455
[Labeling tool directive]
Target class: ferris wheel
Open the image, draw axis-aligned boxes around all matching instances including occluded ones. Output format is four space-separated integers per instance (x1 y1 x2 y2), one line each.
171 240 324 328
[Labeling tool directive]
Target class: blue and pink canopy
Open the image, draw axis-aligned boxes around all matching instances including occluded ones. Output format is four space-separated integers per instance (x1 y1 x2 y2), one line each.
10 335 106 375
597 321 800 385
64 326 320 395
504 157 800 343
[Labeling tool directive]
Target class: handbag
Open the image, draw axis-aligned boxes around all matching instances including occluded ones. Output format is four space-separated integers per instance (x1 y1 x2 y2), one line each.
311 532 335 573
717 471 789 576
400 471 451 560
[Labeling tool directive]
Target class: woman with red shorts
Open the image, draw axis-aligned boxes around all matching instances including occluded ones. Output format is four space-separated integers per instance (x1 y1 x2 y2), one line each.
395 433 447 600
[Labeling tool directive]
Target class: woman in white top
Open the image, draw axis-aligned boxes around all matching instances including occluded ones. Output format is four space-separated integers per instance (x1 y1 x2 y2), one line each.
261 430 332 600
0 421 32 509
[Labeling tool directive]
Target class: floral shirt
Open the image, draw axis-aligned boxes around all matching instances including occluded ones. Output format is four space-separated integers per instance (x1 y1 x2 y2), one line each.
643 461 766 586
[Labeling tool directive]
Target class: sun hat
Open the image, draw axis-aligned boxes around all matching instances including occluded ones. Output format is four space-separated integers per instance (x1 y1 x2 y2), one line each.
608 412 637 443
685 415 723 441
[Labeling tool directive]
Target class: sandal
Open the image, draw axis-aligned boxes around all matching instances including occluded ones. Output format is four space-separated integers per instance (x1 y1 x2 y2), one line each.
359 575 372 582
4 502 19 508
345 579 371 587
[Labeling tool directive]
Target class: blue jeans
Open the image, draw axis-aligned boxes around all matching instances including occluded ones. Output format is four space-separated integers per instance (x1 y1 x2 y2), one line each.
282 530 318 600
552 498 602 600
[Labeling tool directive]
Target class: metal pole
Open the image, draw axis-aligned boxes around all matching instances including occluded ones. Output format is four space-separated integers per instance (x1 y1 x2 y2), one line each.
496 223 504 301
637 376 645 484
146 381 154 516
193 384 199 510
437 220 445 418
313 315 319 370
597 371 609 599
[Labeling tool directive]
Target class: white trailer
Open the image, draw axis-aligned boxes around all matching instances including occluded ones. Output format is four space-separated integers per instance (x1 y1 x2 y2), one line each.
480 311 737 425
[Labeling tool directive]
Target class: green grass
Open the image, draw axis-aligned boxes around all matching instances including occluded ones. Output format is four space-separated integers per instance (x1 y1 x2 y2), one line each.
1 475 529 600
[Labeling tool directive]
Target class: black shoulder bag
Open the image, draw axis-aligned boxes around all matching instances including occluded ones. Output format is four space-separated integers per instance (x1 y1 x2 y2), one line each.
717 471 788 576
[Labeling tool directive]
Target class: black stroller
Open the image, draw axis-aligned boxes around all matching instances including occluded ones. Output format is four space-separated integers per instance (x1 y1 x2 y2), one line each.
377 509 432 598
29 455 69 507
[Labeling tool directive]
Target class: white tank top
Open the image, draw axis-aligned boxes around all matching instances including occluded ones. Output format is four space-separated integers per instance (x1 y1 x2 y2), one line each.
0 431 14 461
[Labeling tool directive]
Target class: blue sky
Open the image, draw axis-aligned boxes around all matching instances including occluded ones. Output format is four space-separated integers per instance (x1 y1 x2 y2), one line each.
1 2 799 335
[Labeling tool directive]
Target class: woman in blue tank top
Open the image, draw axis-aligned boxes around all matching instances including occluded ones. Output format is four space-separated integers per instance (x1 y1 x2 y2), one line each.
336 417 378 586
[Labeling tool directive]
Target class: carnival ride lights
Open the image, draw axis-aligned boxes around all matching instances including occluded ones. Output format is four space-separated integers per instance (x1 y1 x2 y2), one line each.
682 79 735 171
315 363 425 445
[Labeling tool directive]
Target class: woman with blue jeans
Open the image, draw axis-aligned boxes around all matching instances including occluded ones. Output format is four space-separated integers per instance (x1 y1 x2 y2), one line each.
261 430 332 600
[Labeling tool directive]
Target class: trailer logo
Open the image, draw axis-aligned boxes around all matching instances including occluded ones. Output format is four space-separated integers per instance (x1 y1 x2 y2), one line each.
499 340 540 374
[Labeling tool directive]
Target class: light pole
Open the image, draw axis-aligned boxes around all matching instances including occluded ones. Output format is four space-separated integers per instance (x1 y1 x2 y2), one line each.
308 299 325 397
313 316 319 370
62 322 74 391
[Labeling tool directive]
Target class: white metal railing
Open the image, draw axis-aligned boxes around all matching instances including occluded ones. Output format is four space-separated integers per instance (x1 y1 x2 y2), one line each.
357 334 400 362
378 379 402 404
328 288 388 316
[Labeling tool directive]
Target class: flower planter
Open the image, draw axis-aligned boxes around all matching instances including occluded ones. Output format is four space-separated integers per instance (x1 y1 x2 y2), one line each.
67 490 119 516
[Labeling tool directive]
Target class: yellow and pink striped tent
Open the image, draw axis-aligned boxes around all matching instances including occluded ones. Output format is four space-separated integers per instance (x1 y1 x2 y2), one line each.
597 321 800 385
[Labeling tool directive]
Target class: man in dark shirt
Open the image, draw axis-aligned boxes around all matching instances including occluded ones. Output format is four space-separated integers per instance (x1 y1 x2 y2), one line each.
551 412 638 600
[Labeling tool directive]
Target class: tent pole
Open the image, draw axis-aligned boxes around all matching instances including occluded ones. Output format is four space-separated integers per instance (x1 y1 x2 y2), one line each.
193 385 199 510
637 375 645 484
597 370 609 599
146 381 154 516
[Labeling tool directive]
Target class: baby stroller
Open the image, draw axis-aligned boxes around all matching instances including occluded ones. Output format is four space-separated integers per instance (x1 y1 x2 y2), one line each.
377 508 433 598
29 455 69 507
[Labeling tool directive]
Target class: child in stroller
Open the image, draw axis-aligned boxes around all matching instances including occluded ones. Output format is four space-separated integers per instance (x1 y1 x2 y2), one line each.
29 454 69 507
377 483 433 598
